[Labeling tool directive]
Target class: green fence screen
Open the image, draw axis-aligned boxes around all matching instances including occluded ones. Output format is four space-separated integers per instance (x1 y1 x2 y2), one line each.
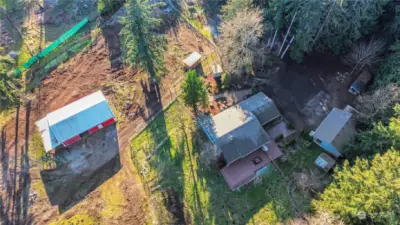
21 18 89 70
37 18 89 58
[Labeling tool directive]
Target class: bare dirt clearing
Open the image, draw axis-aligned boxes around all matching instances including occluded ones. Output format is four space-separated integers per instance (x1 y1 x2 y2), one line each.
0 19 213 224
259 54 356 130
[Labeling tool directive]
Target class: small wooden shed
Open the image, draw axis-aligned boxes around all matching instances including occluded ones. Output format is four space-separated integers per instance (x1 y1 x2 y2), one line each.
183 52 202 69
212 64 223 78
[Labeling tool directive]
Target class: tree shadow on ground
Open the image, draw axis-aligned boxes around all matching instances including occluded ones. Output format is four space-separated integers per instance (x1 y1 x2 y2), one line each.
40 124 121 213
134 98 195 224
186 131 205 224
0 1 28 67
0 126 12 225
199 0 225 20
159 137 186 224
146 87 188 223
141 80 164 117
159 5 181 38
101 22 123 69
0 102 33 225
197 0 224 37
151 103 206 224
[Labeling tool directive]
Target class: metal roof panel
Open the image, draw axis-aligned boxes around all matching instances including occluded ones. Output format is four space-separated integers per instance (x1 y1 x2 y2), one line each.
49 101 114 147
314 108 352 143
46 91 106 126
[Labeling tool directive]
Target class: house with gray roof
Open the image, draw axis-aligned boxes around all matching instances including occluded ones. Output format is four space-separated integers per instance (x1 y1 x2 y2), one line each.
198 92 283 190
310 108 356 157
238 92 282 126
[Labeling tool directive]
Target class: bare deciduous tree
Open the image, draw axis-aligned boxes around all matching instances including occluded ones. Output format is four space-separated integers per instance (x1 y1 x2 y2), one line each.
219 8 266 81
356 84 400 121
342 37 385 74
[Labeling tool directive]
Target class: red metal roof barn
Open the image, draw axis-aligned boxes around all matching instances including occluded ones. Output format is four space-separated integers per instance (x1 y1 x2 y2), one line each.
36 91 115 152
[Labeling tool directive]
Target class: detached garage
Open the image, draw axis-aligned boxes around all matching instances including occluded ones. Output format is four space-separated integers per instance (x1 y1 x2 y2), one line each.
36 91 115 153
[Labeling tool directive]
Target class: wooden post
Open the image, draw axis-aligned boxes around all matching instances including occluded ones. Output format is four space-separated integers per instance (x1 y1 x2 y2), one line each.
278 12 297 56
281 35 295 59
270 29 278 49
312 0 334 46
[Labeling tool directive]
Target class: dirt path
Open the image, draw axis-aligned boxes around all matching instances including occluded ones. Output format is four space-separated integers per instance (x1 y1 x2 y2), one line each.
0 20 213 224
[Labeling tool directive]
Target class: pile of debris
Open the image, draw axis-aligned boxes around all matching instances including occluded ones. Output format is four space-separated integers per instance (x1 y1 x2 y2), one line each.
335 71 350 84
102 82 143 120
302 91 332 126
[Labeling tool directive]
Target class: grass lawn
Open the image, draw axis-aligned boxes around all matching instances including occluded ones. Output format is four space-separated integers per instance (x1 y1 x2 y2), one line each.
131 100 325 225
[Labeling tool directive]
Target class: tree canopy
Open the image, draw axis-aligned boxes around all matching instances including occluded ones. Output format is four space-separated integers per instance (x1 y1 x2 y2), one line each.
219 7 265 80
345 104 400 159
221 0 253 20
0 56 18 109
375 42 400 88
266 0 390 61
98 0 123 16
314 150 400 225
182 70 208 113
120 0 165 83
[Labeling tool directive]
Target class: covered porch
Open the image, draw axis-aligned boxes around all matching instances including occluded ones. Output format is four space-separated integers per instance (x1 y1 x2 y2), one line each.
220 142 282 190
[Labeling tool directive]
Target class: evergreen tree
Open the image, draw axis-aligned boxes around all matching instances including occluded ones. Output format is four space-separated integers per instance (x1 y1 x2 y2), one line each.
182 70 208 114
375 42 400 87
314 150 400 225
317 0 389 55
98 0 123 16
120 0 165 83
266 0 390 61
0 57 18 109
284 0 328 61
221 0 253 20
345 104 400 159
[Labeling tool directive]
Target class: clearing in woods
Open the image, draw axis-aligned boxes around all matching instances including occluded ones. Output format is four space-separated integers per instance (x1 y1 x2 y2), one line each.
0 8 214 224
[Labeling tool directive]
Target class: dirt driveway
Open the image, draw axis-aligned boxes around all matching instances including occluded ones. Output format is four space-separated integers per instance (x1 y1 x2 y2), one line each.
259 54 356 130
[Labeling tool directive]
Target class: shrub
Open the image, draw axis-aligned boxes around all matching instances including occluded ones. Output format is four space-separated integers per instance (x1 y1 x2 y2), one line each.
274 134 284 142
344 105 400 159
221 72 230 90
375 42 400 87
286 122 295 130
98 0 123 16
314 150 400 225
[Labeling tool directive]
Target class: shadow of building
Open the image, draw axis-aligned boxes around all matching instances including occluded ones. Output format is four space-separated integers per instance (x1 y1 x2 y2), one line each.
40 124 121 212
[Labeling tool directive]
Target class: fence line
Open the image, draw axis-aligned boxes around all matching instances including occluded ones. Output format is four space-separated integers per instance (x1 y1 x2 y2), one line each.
130 145 152 195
